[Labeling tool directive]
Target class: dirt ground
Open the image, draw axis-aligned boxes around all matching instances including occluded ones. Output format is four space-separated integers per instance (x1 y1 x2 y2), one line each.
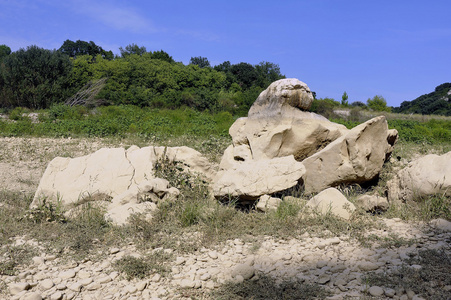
0 137 121 194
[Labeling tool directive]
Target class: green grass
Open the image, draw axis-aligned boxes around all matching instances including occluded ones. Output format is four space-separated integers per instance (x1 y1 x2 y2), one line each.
113 250 173 280
0 105 235 139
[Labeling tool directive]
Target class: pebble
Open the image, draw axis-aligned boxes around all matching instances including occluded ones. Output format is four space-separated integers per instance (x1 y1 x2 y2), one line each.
368 286 384 296
1 217 449 299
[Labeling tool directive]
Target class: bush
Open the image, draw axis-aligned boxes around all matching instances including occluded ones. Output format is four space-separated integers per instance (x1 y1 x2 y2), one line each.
0 46 73 109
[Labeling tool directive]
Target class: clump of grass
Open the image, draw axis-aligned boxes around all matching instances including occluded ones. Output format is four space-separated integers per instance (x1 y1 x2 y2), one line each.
365 249 451 300
385 195 451 222
113 250 172 280
0 245 37 276
23 197 67 223
209 273 331 300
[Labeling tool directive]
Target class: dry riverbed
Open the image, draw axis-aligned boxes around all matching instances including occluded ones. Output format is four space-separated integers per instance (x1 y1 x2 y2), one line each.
0 137 450 300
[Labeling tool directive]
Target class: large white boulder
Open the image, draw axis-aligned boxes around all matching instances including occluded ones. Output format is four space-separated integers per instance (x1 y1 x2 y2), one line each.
213 155 305 201
229 116 348 161
248 78 315 117
32 146 213 209
228 78 348 161
302 116 396 194
306 188 356 220
387 151 451 202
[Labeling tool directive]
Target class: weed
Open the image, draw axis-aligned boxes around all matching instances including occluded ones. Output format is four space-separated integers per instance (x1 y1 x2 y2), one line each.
365 249 451 300
23 196 66 223
0 245 37 276
209 273 331 299
113 250 172 280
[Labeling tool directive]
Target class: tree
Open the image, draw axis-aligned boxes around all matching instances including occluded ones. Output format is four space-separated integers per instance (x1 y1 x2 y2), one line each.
366 95 391 112
214 61 231 73
230 62 257 89
0 45 73 108
59 39 113 59
341 91 349 106
350 101 367 108
150 50 174 63
189 56 210 68
119 43 147 57
255 61 285 88
0 44 11 59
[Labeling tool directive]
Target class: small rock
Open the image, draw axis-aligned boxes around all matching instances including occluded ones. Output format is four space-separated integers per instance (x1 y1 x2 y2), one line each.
385 288 396 297
231 263 255 280
200 273 211 281
358 261 380 271
136 281 147 291
9 282 30 295
79 278 93 286
316 274 331 284
39 278 54 290
68 282 82 292
50 291 63 300
151 273 161 282
208 251 218 259
86 282 101 290
97 275 112 284
406 290 415 299
175 257 186 265
125 285 138 294
180 279 195 288
368 286 384 297
22 292 43 300
59 269 76 280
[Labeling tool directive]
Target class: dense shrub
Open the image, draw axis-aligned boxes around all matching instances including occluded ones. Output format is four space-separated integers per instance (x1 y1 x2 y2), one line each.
0 46 73 109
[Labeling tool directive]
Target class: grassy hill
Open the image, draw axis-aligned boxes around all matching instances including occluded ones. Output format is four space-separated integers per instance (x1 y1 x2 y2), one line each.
393 83 451 116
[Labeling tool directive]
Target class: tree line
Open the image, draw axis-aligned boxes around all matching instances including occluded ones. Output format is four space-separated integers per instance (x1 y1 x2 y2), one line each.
0 40 285 114
393 83 451 116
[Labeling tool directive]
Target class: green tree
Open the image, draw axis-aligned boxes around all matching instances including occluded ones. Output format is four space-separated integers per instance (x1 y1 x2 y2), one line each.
341 91 349 106
59 39 113 59
366 95 391 112
150 50 174 63
0 45 73 108
0 44 11 59
119 44 147 57
189 56 210 68
255 61 285 88
230 62 257 89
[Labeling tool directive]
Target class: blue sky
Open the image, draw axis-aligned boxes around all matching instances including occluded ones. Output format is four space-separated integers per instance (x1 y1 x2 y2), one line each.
0 0 450 107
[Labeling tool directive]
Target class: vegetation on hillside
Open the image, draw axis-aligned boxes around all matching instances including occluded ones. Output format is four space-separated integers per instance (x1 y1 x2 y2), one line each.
0 41 285 114
394 83 451 116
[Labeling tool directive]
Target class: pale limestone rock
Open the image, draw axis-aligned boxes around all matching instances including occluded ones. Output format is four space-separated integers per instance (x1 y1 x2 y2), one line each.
226 78 348 162
229 117 348 162
248 78 315 116
306 188 355 220
231 263 255 280
256 195 282 212
302 116 394 194
368 286 384 296
32 146 213 209
387 151 451 203
9 282 30 295
355 194 389 212
38 278 54 290
429 218 451 232
213 156 305 200
105 202 157 226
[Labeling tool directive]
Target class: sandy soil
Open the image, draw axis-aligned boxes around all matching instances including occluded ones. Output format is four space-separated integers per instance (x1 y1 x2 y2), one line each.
0 137 119 194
